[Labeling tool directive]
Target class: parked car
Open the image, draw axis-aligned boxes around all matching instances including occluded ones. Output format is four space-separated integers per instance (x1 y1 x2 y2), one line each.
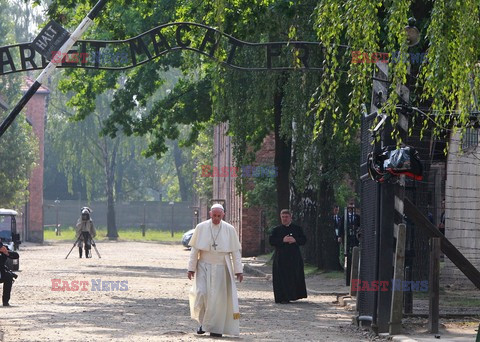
182 228 195 248
0 209 21 271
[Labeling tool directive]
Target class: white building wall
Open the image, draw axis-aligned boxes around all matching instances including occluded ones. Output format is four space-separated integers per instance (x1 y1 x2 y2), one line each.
442 131 480 288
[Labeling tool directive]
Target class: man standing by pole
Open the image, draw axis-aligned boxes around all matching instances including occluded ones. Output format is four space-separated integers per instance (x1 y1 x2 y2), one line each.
187 203 243 337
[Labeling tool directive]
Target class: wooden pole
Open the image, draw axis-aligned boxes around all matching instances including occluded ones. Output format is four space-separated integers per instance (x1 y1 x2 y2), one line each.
350 246 360 297
390 223 406 335
428 237 440 333
404 197 480 289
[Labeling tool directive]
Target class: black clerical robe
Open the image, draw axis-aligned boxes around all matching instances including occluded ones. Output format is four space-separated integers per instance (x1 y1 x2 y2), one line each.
269 223 307 303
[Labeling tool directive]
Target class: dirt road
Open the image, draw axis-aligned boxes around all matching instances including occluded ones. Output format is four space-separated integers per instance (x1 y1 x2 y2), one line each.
0 241 365 342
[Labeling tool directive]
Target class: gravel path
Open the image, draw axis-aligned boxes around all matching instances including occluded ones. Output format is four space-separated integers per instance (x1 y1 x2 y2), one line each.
0 241 366 342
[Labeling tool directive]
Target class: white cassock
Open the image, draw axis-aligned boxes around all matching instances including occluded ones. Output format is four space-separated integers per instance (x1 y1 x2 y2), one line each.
188 219 243 336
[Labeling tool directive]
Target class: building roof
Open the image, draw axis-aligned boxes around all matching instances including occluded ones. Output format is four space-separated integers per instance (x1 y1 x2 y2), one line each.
20 77 50 94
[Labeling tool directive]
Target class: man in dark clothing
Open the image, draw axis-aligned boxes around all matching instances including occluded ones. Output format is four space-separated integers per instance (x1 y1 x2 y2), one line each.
0 244 19 306
269 209 307 304
339 201 361 286
333 205 343 270
438 199 445 236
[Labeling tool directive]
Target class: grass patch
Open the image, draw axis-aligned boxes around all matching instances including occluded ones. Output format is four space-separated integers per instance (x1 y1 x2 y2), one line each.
322 270 345 279
443 297 480 308
256 252 274 264
44 226 185 242
413 286 447 299
255 252 340 277
413 287 480 308
304 264 322 276
441 292 480 308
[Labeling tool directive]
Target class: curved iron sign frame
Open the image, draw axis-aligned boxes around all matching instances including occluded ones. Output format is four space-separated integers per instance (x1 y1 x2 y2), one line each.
0 22 339 76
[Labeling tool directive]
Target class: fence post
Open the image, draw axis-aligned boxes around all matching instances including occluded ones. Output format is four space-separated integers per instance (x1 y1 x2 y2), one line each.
390 223 406 335
142 204 146 237
350 246 360 297
428 237 440 333
404 265 413 313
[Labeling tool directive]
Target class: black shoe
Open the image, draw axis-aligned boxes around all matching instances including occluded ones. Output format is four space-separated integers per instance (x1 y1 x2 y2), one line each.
196 326 205 334
210 333 222 337
3 302 10 306
280 300 290 304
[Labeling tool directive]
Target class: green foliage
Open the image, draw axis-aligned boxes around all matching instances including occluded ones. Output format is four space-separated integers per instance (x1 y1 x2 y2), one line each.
313 0 480 144
0 0 40 209
243 174 278 228
313 0 380 141
191 125 214 200
45 72 189 202
419 0 480 138
36 0 362 210
0 122 37 208
34 0 480 211
334 182 357 209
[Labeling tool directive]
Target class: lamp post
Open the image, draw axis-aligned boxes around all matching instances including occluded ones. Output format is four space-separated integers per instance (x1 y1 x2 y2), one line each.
169 201 174 237
54 199 60 236
141 203 146 237
194 209 199 226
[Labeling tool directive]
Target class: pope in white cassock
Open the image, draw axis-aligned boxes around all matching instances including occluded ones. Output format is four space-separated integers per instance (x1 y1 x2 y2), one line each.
187 203 244 337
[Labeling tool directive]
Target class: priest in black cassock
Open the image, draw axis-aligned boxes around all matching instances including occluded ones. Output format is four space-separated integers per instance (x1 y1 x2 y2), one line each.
269 209 307 304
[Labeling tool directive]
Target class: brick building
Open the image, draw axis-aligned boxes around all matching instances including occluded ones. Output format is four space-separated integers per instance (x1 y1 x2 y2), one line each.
212 122 275 257
21 78 49 243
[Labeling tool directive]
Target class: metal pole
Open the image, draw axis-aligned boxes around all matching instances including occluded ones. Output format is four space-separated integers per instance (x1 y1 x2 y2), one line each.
91 238 101 258
54 199 60 236
65 236 81 259
0 0 109 138
171 203 174 238
142 204 146 237
55 205 59 235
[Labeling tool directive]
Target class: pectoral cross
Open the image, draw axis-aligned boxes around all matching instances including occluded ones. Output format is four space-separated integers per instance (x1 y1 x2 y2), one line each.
212 242 218 250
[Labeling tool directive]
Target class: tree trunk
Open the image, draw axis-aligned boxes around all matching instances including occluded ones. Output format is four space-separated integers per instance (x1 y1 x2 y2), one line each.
173 141 189 201
289 116 317 265
317 179 342 270
273 74 291 214
106 140 119 239
114 161 124 202
106 182 118 239
295 185 318 265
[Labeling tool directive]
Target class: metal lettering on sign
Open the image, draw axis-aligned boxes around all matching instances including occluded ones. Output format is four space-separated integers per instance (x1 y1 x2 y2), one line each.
31 20 71 61
0 22 335 76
